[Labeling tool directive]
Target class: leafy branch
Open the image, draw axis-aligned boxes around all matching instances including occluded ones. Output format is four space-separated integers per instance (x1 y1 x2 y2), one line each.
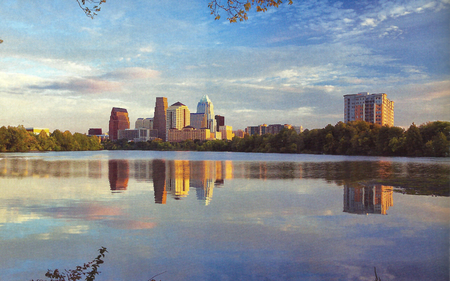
31 247 108 281
76 0 106 19
208 0 293 22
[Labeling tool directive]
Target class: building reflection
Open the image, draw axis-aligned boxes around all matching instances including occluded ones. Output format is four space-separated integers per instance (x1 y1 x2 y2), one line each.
147 159 232 204
108 160 129 192
343 184 394 215
152 159 167 204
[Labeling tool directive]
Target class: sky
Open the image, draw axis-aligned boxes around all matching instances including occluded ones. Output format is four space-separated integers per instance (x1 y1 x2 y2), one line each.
0 0 449 133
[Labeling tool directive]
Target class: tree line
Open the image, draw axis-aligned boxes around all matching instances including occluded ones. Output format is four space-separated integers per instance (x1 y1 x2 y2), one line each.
104 120 449 157
0 126 102 152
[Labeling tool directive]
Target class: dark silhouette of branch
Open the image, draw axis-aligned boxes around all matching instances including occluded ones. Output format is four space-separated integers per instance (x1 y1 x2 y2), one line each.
208 0 293 22
76 0 106 19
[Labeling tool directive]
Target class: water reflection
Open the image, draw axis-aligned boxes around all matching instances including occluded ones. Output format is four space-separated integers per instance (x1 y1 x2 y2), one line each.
1 156 448 198
108 160 129 192
344 184 394 215
0 153 449 281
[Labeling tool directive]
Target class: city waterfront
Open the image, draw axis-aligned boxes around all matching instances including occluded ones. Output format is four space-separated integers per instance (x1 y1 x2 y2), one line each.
0 151 449 280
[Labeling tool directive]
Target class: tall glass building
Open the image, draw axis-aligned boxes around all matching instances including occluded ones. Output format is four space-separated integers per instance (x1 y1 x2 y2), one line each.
196 95 216 132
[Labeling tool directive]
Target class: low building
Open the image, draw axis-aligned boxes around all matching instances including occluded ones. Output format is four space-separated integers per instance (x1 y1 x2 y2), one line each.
292 125 303 134
246 124 268 136
219 125 234 140
118 128 157 142
233 129 246 138
168 126 212 142
26 128 50 136
88 128 102 135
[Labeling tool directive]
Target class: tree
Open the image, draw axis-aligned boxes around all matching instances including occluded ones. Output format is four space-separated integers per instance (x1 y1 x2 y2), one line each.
209 0 294 22
76 0 106 19
74 0 293 22
405 123 423 157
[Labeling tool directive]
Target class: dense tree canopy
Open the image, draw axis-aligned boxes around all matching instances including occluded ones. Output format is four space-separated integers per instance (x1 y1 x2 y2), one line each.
0 126 102 152
105 121 449 157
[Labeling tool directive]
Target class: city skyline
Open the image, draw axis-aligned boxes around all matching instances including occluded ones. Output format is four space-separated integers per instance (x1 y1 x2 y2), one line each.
0 1 449 133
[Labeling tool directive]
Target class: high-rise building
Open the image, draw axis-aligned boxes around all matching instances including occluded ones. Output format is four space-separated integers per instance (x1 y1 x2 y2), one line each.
153 97 168 141
166 102 190 140
109 107 130 141
215 115 225 129
190 113 207 129
344 92 394 126
197 95 216 132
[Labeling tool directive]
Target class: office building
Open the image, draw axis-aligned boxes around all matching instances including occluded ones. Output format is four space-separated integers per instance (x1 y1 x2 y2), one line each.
166 102 190 140
246 124 268 136
344 92 394 126
215 115 225 129
168 126 211 142
88 128 102 135
26 128 50 136
153 97 168 141
197 95 216 132
219 125 234 140
190 113 207 129
109 107 130 141
118 128 156 142
135 118 153 129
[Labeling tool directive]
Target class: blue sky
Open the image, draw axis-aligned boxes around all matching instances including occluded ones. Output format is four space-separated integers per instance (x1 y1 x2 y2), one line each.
0 0 449 133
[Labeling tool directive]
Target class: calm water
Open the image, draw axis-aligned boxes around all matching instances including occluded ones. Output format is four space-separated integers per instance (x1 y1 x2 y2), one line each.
0 151 449 281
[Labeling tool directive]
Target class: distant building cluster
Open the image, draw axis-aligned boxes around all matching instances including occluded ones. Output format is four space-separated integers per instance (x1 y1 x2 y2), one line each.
84 92 395 142
344 92 394 126
245 124 303 136
98 95 243 143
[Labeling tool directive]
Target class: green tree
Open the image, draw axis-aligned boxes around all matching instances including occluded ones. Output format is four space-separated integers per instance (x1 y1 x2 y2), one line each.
405 123 424 156
433 132 449 157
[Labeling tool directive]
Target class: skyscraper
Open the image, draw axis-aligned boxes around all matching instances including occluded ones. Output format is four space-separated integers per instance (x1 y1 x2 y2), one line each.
109 107 130 141
153 97 168 141
215 115 225 129
166 102 190 140
190 113 207 129
197 95 216 132
344 92 394 126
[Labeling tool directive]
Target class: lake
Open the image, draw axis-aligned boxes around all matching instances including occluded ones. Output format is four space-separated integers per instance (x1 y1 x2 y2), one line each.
0 151 449 281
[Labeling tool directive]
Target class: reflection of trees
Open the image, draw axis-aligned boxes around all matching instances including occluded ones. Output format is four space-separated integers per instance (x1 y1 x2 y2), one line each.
108 160 129 192
343 184 394 215
0 157 101 178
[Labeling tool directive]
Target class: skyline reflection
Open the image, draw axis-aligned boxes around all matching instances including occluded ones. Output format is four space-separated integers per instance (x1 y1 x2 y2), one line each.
0 152 448 281
343 184 394 215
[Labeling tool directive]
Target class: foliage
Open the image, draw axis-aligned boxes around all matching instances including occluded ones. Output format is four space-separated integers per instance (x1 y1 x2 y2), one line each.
208 0 293 22
0 126 102 152
73 0 293 23
31 247 108 281
105 121 449 158
76 0 106 19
